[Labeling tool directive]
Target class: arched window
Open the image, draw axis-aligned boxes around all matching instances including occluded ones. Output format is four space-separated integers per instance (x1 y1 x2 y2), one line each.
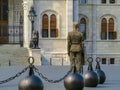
101 17 116 40
101 18 107 40
42 13 58 38
42 14 48 37
50 14 58 37
80 18 86 40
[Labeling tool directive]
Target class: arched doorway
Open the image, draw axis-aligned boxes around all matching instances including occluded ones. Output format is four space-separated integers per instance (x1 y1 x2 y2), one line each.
0 0 8 43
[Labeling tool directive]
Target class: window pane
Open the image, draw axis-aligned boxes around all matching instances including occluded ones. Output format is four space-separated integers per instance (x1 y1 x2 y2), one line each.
109 32 114 39
101 0 106 3
50 29 56 37
101 18 107 32
42 29 48 37
50 14 57 37
102 58 106 64
42 14 48 38
42 14 48 29
110 58 114 64
101 18 107 40
3 0 8 4
50 14 56 29
3 5 8 21
101 32 107 40
80 24 85 33
80 18 86 39
0 25 1 36
108 18 114 32
3 26 8 36
113 32 117 39
81 0 86 4
110 0 115 3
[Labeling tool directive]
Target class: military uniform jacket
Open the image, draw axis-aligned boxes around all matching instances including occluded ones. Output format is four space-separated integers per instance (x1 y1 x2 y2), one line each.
67 30 83 53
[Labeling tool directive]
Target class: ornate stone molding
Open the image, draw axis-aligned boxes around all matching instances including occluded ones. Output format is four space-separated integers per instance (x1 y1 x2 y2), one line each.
22 0 28 10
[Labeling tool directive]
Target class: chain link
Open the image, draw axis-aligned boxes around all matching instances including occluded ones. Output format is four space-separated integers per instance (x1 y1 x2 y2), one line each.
0 66 29 84
33 66 72 83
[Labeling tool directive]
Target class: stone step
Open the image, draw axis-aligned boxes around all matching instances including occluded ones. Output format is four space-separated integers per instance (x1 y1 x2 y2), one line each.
41 51 70 65
0 44 29 66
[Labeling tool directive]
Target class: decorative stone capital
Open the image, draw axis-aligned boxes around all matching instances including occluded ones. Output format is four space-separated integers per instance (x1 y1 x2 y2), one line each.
22 0 28 10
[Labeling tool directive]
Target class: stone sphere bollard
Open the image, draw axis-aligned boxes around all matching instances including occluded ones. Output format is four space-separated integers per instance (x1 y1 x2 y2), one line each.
64 57 84 90
95 57 106 84
84 57 99 87
19 57 43 90
19 74 43 90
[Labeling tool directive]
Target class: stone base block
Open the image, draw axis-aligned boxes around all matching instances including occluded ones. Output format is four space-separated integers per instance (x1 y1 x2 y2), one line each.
28 48 41 66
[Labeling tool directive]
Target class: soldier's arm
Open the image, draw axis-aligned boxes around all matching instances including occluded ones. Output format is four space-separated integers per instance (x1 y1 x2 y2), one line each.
67 33 71 56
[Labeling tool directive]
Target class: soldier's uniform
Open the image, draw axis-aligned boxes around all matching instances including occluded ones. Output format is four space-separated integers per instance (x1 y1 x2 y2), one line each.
67 30 83 73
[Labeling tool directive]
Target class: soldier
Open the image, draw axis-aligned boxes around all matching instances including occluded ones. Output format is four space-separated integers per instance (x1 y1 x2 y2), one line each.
67 23 83 73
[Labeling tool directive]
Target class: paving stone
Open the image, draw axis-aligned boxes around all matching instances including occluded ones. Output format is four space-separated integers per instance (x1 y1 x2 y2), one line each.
0 65 120 90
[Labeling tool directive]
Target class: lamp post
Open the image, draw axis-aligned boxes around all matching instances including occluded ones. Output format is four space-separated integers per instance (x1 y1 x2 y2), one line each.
19 14 23 47
28 6 37 48
28 6 37 34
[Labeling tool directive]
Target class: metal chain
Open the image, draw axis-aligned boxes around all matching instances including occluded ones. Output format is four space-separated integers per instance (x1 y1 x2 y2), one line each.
33 66 72 83
0 66 29 84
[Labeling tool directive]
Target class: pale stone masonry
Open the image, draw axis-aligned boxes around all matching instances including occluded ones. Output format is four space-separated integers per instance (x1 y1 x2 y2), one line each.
2 0 120 65
80 0 120 64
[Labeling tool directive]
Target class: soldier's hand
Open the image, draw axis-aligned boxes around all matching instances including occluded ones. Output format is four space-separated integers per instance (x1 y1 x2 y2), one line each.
68 53 70 56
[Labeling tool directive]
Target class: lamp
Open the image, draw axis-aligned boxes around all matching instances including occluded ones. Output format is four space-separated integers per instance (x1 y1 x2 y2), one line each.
28 6 37 32
28 6 37 48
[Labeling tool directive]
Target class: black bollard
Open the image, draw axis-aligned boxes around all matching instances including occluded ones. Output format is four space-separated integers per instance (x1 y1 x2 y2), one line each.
95 57 106 84
64 57 84 90
84 57 99 87
19 57 43 90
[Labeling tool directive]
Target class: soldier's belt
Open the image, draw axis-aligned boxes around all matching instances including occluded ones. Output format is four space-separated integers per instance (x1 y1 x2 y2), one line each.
72 43 80 44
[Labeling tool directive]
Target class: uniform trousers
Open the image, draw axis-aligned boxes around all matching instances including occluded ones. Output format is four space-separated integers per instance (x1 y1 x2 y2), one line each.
69 51 82 73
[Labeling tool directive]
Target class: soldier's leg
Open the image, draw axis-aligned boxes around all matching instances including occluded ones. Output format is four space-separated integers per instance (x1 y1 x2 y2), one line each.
70 52 74 70
76 52 81 73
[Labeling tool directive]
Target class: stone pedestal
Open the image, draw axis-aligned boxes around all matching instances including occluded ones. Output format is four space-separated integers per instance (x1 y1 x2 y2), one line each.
28 48 41 66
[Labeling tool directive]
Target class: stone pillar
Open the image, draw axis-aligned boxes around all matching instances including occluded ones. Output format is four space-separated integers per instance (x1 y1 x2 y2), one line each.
22 0 34 48
92 0 97 65
66 0 73 32
22 1 29 48
66 0 73 63
73 0 79 23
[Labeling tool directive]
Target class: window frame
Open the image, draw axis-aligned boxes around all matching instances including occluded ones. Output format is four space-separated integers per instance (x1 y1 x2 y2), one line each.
109 0 115 4
80 0 87 4
101 17 116 40
110 58 115 64
102 58 106 64
41 12 59 38
79 18 86 40
101 0 106 4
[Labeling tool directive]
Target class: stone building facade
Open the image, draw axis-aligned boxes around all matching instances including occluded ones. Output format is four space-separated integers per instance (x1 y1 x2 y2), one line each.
1 0 120 65
79 0 120 64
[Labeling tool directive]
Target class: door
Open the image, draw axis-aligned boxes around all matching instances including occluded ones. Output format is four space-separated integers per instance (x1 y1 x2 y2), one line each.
0 0 8 43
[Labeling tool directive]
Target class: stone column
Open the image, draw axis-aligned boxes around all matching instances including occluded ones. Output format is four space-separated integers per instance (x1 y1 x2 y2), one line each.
73 0 79 23
22 0 29 48
22 0 34 48
66 0 73 63
92 0 97 65
66 0 73 32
